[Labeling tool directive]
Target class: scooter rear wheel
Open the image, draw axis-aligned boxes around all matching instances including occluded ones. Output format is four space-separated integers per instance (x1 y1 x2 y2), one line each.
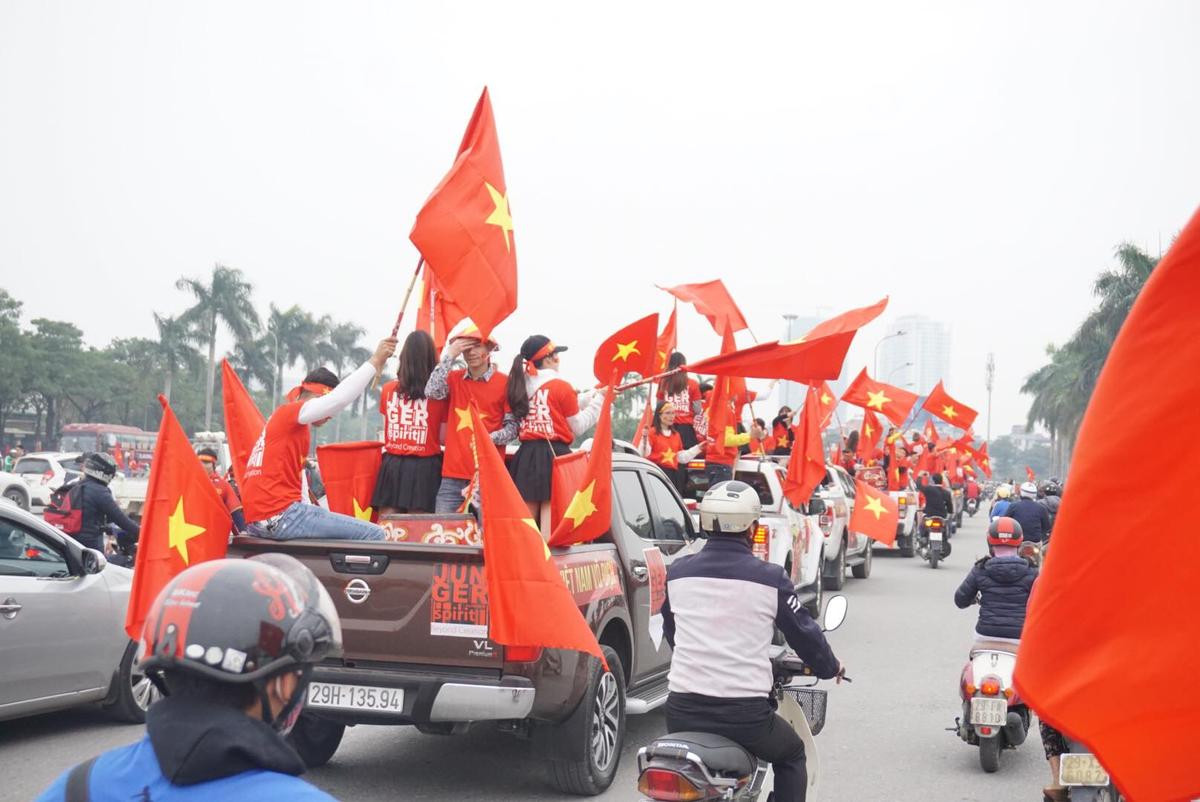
979 736 1001 773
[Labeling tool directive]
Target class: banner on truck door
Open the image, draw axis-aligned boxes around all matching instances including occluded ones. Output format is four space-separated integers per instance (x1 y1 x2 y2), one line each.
430 563 489 638
552 551 622 606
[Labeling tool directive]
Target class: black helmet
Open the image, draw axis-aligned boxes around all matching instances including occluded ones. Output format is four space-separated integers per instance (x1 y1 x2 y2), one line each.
139 554 342 730
82 451 118 484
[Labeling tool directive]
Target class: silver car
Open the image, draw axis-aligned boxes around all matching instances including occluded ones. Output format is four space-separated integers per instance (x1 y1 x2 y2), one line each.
0 500 156 723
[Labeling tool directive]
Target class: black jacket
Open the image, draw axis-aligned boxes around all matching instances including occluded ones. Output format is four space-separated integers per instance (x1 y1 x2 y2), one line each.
76 478 140 551
954 555 1038 639
918 481 953 518
1006 498 1052 543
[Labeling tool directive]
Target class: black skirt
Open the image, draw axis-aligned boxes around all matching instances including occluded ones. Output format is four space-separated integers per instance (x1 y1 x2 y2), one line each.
372 453 443 512
675 422 698 449
509 439 572 502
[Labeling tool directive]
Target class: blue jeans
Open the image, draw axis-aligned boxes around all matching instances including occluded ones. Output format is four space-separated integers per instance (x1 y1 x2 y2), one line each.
264 502 385 541
434 477 474 515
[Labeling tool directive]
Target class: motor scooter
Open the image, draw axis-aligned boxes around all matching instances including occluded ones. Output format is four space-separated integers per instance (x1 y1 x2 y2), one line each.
917 516 950 568
636 596 849 801
966 497 979 517
951 638 1029 772
1059 737 1124 800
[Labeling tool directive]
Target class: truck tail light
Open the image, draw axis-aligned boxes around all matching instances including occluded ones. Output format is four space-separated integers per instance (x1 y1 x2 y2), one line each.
637 768 706 801
505 646 543 663
686 461 706 470
898 496 907 507
752 524 769 560
818 511 833 536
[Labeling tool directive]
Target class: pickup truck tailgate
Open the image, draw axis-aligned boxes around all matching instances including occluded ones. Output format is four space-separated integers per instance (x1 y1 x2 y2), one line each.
230 536 503 670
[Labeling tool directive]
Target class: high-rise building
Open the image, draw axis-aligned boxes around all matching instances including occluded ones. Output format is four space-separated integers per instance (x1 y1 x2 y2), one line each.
877 314 951 396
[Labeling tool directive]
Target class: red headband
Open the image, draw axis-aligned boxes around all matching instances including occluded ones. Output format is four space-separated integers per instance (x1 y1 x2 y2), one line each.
524 342 557 376
286 382 334 402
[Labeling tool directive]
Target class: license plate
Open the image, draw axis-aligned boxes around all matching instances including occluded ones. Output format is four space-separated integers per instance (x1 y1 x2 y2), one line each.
929 528 943 541
1060 753 1110 786
969 697 1007 726
307 682 405 713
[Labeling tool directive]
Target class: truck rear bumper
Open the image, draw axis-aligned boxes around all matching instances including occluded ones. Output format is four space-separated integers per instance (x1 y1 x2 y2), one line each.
310 664 535 725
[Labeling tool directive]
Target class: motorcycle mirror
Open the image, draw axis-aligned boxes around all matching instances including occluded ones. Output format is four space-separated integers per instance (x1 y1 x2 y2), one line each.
822 595 848 632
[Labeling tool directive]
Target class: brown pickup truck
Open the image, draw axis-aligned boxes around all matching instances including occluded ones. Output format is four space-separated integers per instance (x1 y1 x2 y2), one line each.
228 451 702 795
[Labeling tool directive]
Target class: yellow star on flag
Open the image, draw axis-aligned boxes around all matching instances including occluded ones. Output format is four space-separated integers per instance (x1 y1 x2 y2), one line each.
168 497 206 565
863 495 888 521
866 390 891 411
563 481 597 529
352 498 373 521
657 349 667 370
820 392 832 406
612 340 640 362
661 447 677 467
864 423 874 438
982 458 990 469
484 182 513 251
455 406 473 431
522 517 550 559
941 404 958 419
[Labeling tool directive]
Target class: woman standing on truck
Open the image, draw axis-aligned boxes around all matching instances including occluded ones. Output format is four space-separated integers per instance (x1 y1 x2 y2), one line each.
372 331 448 516
656 352 702 448
506 335 603 524
641 401 702 495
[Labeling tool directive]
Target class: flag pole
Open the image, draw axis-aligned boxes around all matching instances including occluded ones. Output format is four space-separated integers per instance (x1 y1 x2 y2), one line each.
616 367 681 393
372 257 425 391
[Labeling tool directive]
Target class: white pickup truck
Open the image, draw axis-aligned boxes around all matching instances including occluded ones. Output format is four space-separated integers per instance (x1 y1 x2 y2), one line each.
816 464 873 590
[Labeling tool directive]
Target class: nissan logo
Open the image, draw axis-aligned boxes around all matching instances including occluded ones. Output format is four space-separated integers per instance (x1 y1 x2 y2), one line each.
344 578 371 605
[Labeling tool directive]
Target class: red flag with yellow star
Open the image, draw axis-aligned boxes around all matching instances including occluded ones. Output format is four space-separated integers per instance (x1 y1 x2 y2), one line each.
922 418 938 445
220 359 265 488
857 410 882 461
316 441 383 522
655 302 678 373
849 479 898 546
975 442 993 478
549 385 615 547
813 381 838 428
841 368 920 426
782 387 826 508
124 396 231 640
593 313 659 385
470 405 605 663
410 87 516 340
921 381 978 430
659 279 748 336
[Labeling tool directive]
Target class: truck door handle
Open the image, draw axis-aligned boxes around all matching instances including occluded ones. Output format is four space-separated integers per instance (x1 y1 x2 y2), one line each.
631 565 648 580
0 598 22 619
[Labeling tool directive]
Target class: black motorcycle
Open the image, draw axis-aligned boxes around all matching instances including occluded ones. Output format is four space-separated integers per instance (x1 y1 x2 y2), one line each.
917 516 950 568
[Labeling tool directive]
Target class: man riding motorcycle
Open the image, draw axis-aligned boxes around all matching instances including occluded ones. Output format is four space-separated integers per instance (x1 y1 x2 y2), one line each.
661 480 844 802
918 471 954 520
1038 481 1062 532
1005 481 1052 543
74 452 140 555
954 517 1038 641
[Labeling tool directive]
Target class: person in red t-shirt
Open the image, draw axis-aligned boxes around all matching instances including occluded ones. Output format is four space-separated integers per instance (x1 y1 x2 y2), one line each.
506 335 603 521
641 400 703 495
197 447 245 536
241 337 396 540
770 406 794 456
372 331 448 516
424 323 518 515
656 352 702 449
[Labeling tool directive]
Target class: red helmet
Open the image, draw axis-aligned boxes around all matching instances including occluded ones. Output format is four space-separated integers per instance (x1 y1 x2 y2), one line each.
987 516 1024 547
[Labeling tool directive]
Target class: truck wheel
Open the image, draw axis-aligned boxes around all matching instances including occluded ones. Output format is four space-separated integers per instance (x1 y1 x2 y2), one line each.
288 713 346 768
979 736 1001 773
102 640 159 723
3 487 29 510
851 541 872 579
547 645 625 796
899 533 916 558
823 538 846 591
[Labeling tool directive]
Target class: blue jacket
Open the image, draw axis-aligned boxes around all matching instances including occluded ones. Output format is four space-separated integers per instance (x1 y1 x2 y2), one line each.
37 695 335 802
1005 498 1052 543
954 555 1038 639
989 498 1012 519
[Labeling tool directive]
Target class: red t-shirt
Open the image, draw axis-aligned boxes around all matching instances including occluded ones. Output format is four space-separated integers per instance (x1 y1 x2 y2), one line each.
519 378 579 443
657 378 701 425
241 402 309 522
443 368 509 480
379 381 448 457
647 429 684 469
209 473 242 514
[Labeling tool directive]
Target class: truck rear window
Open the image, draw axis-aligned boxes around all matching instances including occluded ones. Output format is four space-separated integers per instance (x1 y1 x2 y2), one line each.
734 471 774 506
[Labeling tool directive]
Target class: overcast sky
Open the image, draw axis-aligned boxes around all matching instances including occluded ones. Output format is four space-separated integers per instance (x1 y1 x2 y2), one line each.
2 1 1198 440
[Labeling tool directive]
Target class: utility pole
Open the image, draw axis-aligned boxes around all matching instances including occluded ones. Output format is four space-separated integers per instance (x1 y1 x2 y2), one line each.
985 353 995 443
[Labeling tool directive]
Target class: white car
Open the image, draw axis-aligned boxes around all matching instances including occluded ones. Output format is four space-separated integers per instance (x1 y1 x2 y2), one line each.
816 464 873 590
0 471 34 511
11 452 84 508
0 501 156 723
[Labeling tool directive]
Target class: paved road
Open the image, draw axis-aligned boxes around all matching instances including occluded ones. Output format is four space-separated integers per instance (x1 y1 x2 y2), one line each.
7 510 1050 801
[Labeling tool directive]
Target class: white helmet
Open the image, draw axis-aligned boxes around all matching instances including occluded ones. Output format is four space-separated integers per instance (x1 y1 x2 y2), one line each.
699 480 761 535
1019 481 1038 499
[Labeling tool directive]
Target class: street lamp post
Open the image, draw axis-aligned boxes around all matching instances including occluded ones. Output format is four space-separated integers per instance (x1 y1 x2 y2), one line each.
887 362 913 383
873 330 907 377
985 353 995 443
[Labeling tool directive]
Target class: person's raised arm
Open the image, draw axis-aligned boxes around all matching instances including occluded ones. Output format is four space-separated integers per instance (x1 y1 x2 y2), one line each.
426 339 468 401
299 338 396 425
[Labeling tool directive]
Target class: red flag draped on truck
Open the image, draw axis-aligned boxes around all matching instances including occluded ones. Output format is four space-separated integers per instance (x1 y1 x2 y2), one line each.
549 385 615 547
922 381 979 431
1014 206 1200 802
125 396 231 640
316 441 383 522
849 479 898 546
470 405 605 663
220 359 266 487
410 87 516 340
841 368 919 427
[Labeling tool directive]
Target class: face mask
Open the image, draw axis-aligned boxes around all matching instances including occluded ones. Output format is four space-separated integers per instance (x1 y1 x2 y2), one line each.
271 675 307 735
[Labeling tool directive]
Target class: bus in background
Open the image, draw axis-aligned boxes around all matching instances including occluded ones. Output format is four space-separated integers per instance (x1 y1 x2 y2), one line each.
59 423 157 476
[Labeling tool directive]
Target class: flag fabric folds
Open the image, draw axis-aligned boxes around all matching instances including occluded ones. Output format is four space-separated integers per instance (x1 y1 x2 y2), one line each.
220 359 266 487
814 381 838 428
415 265 469 349
659 279 747 336
849 480 898 546
316 441 383 522
409 87 516 340
470 405 605 662
655 303 678 373
593 313 659 385
1014 206 1200 802
548 385 616 547
857 410 882 461
782 387 826 508
922 381 979 430
841 368 920 426
125 396 231 640
975 443 992 478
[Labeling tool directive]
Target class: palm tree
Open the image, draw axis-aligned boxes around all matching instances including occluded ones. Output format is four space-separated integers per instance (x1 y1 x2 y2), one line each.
315 319 367 439
266 304 322 406
228 335 275 393
152 314 203 403
177 264 260 429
